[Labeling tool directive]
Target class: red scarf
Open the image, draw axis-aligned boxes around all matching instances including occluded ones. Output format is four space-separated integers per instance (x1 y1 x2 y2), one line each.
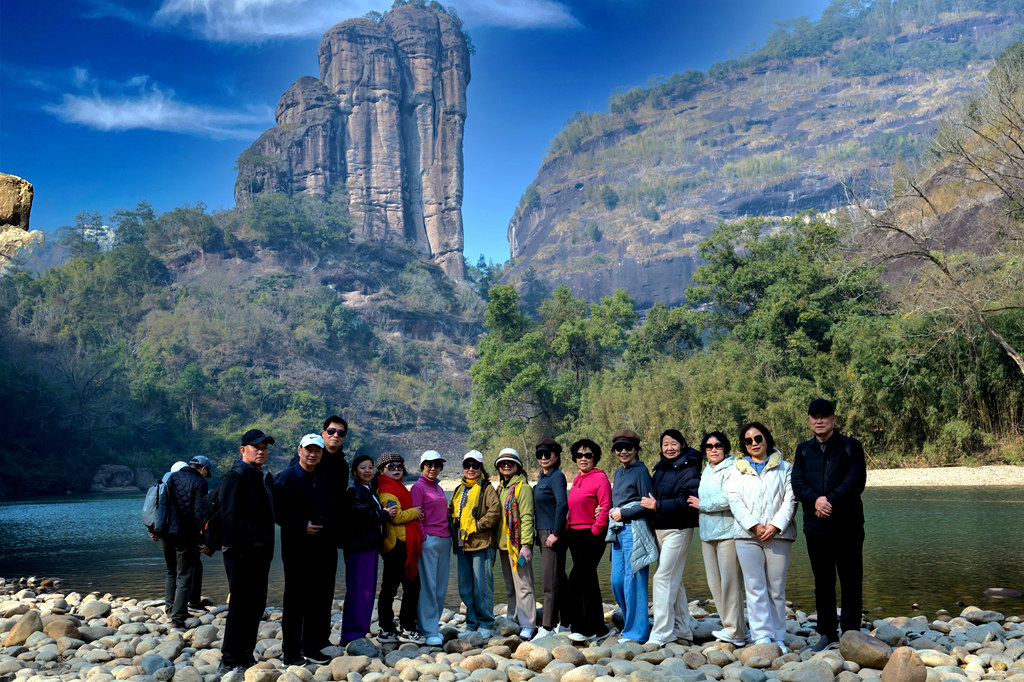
377 475 423 579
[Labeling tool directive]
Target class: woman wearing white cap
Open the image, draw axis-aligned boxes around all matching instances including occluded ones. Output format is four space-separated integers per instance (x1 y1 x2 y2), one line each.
411 450 450 646
495 448 537 639
448 450 501 638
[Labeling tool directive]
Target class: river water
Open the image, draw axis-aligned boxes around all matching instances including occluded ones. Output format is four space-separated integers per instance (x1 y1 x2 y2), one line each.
1 486 1022 618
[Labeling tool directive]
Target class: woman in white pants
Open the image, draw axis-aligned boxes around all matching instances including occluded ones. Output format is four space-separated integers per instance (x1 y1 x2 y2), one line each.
688 431 747 645
726 422 796 651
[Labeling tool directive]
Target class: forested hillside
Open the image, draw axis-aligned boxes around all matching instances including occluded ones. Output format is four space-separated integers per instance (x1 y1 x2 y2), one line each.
0 194 501 498
471 42 1024 470
505 0 1024 307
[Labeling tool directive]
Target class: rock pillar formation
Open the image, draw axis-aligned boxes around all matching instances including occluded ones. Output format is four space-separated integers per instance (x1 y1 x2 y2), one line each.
236 6 469 279
0 173 43 275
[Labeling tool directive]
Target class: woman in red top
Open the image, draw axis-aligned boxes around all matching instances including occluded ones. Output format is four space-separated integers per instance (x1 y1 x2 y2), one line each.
564 438 612 641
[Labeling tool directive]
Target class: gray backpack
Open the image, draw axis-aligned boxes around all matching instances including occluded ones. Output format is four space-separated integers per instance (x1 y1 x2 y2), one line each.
142 480 170 535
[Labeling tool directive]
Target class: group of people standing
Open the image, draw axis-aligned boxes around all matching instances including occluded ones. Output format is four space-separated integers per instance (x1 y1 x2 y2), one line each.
160 398 866 674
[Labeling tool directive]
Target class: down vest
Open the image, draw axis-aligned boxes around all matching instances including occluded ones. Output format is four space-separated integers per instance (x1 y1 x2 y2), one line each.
725 450 797 541
696 455 736 541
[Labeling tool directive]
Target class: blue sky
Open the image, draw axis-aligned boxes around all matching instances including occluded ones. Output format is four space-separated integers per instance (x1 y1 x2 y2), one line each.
1 0 830 265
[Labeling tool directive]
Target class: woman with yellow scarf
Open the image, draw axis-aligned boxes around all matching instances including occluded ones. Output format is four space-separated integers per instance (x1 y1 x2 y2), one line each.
448 450 501 638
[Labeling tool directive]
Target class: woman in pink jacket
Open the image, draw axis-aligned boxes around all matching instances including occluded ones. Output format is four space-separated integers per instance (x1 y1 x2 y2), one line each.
564 438 612 642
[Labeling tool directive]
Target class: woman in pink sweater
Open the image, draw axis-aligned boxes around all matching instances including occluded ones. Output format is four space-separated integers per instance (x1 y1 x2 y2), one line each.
564 438 612 641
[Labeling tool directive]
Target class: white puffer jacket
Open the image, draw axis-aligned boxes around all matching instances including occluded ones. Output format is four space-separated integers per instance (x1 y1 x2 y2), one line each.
697 455 737 542
726 450 797 541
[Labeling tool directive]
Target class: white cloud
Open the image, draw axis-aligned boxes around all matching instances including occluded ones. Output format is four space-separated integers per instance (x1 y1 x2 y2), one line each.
152 0 578 42
45 71 273 140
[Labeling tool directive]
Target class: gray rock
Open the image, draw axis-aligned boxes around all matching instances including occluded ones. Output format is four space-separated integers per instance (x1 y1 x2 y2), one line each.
840 632 892 669
611 641 644 661
346 639 380 658
626 671 667 682
561 666 600 682
874 626 907 648
140 656 174 676
507 667 534 682
737 670 767 682
172 666 203 682
959 609 1003 625
78 626 117 642
191 625 218 649
78 601 113 620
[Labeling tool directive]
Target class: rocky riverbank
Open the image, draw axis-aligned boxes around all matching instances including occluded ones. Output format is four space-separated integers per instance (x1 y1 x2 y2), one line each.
865 466 1024 488
2 576 1022 682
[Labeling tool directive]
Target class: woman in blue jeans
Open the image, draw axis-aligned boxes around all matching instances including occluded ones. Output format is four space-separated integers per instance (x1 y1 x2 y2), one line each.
608 428 655 643
448 450 501 637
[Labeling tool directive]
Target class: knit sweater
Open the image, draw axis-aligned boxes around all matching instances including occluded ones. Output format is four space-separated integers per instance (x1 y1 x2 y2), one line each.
567 468 611 535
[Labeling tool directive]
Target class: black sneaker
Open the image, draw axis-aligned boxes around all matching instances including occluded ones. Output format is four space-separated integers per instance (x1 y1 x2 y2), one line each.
811 634 838 652
303 650 330 664
282 655 308 666
398 628 424 644
377 629 399 643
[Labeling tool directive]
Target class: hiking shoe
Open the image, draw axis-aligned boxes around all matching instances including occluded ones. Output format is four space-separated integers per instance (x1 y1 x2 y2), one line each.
377 629 399 643
282 655 307 666
398 628 424 644
520 628 534 640
534 627 551 638
303 650 330 664
811 634 838 652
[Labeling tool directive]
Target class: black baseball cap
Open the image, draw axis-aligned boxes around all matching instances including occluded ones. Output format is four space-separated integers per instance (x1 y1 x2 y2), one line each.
808 399 835 416
241 429 275 446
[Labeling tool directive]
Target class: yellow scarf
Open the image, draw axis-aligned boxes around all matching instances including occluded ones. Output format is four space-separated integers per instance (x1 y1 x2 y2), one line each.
456 477 482 541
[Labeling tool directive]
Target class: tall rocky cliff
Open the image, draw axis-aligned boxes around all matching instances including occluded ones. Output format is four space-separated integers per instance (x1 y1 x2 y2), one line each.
505 6 1024 307
235 6 470 279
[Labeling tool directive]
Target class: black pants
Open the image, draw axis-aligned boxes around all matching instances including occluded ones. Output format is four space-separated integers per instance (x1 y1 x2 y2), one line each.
806 528 864 636
565 528 608 637
538 529 569 629
222 549 272 668
378 540 420 632
281 536 338 658
163 534 201 622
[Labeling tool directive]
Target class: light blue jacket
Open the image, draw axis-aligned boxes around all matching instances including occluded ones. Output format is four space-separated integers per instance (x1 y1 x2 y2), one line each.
697 455 737 541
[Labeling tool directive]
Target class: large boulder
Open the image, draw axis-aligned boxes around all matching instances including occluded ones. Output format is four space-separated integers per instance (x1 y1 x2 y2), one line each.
880 647 927 682
0 172 42 274
839 631 892 669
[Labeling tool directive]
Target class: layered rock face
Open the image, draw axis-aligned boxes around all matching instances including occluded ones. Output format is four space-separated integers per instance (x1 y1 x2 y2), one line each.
236 6 469 279
0 173 43 275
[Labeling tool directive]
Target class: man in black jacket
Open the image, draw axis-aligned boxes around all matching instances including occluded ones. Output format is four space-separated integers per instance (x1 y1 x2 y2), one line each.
165 455 212 627
791 399 867 652
275 433 337 665
220 429 276 673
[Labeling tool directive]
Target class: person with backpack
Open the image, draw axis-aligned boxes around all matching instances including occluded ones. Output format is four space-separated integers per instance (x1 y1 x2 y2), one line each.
145 461 187 613
164 456 212 628
274 434 337 665
791 399 867 652
219 429 276 674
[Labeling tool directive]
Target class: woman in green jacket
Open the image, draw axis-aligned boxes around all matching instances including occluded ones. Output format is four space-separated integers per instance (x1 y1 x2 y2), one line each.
495 448 537 640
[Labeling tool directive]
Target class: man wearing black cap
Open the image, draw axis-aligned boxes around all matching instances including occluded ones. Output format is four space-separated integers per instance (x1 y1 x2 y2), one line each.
219 429 276 673
791 399 866 651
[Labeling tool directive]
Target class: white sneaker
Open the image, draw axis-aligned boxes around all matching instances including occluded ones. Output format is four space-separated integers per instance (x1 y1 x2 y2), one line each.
712 629 746 646
520 628 534 640
568 632 588 643
618 637 633 644
646 639 667 646
477 628 493 638
754 636 772 645
425 635 443 646
773 640 789 653
555 625 570 633
534 627 551 638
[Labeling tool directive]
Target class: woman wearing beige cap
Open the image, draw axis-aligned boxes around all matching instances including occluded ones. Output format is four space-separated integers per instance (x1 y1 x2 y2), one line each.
495 448 537 640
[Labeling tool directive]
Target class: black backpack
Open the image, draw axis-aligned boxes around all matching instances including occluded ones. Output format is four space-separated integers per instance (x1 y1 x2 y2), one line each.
200 484 224 552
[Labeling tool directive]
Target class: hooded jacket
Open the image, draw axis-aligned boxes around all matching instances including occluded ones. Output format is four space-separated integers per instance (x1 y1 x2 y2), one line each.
649 446 702 530
726 450 797 541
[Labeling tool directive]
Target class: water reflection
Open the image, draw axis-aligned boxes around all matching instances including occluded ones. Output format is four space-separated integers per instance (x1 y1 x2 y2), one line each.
1 486 1021 618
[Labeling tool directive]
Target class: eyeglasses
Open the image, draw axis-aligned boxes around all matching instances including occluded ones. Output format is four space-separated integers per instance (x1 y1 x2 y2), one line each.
463 461 482 470
385 463 404 471
325 428 346 436
536 451 554 459
743 434 764 446
705 442 724 451
613 444 635 453
574 452 595 460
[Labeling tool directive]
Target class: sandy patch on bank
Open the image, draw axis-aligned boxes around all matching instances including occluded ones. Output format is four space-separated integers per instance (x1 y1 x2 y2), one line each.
866 465 1024 487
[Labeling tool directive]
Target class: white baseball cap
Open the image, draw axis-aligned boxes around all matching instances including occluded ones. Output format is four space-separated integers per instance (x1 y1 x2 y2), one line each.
171 461 189 473
300 433 325 449
420 450 444 465
463 450 484 463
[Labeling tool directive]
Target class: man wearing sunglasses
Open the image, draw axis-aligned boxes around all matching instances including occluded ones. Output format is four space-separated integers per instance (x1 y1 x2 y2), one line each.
791 399 867 652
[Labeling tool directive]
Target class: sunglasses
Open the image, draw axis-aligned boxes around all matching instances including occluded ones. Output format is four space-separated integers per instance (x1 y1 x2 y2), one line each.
536 451 555 459
325 428 346 436
385 463 404 471
744 434 765 446
424 461 443 469
705 442 724 450
613 444 635 453
463 461 482 470
574 452 595 460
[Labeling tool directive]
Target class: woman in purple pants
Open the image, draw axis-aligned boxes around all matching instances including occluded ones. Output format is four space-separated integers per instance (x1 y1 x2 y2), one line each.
340 454 395 643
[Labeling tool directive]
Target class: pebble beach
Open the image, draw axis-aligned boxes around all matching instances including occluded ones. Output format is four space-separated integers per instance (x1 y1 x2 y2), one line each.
2 576 1022 682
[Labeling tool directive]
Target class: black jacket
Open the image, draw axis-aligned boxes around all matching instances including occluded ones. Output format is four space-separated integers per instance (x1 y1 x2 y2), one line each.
220 459 275 558
534 467 568 536
166 466 208 538
274 463 335 548
289 447 349 547
791 430 866 533
650 447 702 530
342 484 389 552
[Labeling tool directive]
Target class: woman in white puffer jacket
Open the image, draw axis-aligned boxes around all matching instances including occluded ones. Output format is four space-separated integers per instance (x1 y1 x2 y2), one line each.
687 431 748 646
726 421 796 651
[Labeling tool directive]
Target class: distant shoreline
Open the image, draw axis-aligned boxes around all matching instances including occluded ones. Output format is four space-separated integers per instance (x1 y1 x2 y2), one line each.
865 464 1024 487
